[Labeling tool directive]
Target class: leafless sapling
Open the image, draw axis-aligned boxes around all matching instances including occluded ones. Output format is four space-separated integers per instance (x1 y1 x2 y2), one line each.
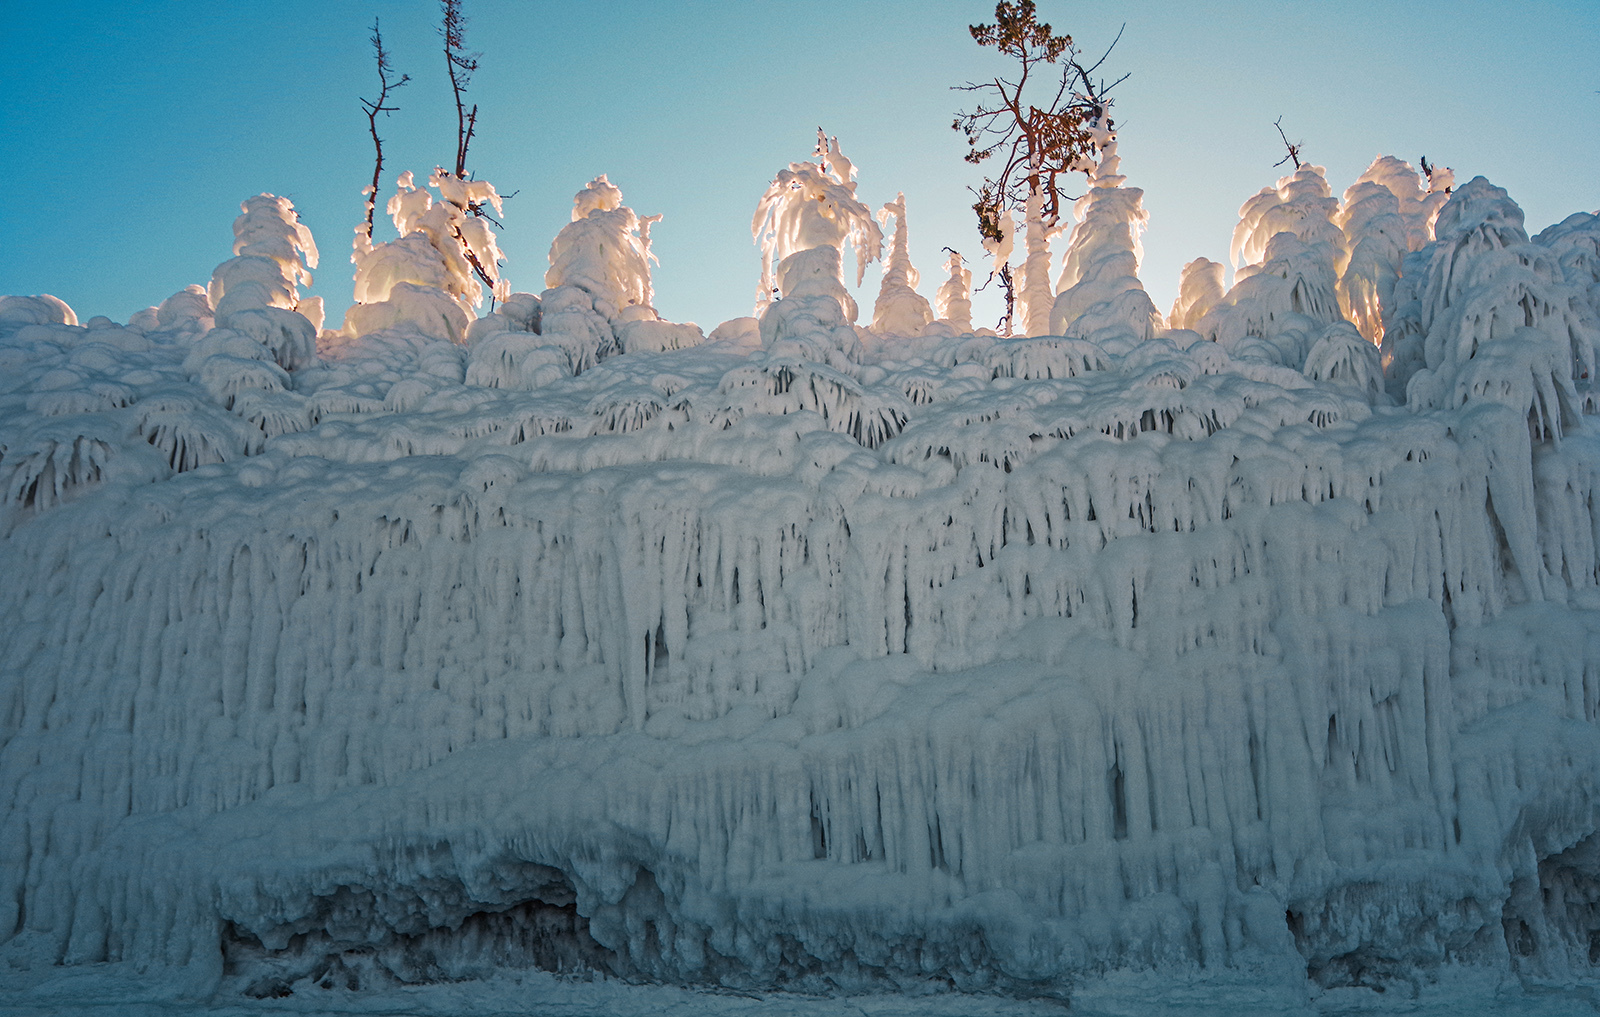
360 19 409 241
441 0 479 180
438 0 503 304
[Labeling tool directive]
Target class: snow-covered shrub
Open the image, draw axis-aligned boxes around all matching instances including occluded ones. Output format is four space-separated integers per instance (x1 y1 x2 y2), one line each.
197 353 289 411
1168 258 1225 331
347 169 509 342
222 307 317 371
984 336 1109 380
465 291 542 343
934 249 974 333
715 356 909 448
230 389 314 437
345 281 470 345
536 285 618 374
464 332 568 390
0 417 118 514
615 318 704 355
133 388 264 472
155 285 215 334
706 317 762 349
194 194 323 377
870 193 934 336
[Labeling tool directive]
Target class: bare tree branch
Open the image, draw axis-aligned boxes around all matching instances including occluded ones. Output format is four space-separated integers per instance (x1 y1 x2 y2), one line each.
360 18 408 240
440 0 480 178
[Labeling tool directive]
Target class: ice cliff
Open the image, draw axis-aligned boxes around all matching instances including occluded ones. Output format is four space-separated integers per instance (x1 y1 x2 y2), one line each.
3 165 1600 1005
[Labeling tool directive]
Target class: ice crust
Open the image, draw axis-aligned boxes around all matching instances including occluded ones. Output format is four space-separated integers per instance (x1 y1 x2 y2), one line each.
4 163 1600 1005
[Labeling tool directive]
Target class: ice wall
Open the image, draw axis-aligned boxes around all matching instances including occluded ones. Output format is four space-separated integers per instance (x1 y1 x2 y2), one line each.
3 176 1600 1004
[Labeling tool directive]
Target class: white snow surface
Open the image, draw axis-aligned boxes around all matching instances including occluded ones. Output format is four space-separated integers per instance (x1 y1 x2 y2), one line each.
5 167 1600 1013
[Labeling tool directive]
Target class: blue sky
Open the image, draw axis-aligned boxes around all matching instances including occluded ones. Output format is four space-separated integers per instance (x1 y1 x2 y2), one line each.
2 0 1596 332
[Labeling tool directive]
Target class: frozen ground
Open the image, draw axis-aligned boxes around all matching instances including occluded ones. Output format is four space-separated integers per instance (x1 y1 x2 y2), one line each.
5 963 1600 1016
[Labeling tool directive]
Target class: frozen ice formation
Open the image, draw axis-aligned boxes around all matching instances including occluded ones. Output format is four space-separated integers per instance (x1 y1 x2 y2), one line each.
4 161 1600 1006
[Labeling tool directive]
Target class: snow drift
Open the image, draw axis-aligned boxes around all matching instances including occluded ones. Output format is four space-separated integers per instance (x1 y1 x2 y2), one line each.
3 164 1600 1007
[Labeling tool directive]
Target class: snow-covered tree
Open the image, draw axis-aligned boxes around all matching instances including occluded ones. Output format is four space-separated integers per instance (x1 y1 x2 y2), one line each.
953 2 1122 333
1335 156 1451 343
358 19 408 242
935 249 975 332
1230 163 1346 271
1195 163 1348 362
1383 175 1536 391
1014 183 1062 335
751 135 882 349
541 175 700 365
207 194 321 369
1047 110 1163 341
1396 177 1600 423
546 175 655 318
209 195 317 319
1536 211 1600 328
871 193 934 335
979 210 1017 334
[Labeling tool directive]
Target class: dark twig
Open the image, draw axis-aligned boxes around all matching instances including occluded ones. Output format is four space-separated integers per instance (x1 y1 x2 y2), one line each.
996 264 1015 337
1272 116 1303 169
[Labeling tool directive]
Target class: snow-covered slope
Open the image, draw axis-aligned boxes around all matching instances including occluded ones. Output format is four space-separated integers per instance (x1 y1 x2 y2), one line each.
3 170 1600 1005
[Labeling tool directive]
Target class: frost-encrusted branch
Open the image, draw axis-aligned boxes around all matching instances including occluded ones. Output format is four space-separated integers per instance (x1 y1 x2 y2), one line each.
1420 155 1453 195
359 18 409 241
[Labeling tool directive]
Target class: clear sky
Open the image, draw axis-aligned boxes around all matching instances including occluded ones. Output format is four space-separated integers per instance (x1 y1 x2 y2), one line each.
2 0 1597 333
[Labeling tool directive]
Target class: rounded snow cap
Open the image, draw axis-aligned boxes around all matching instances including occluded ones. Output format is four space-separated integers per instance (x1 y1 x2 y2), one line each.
573 175 624 221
